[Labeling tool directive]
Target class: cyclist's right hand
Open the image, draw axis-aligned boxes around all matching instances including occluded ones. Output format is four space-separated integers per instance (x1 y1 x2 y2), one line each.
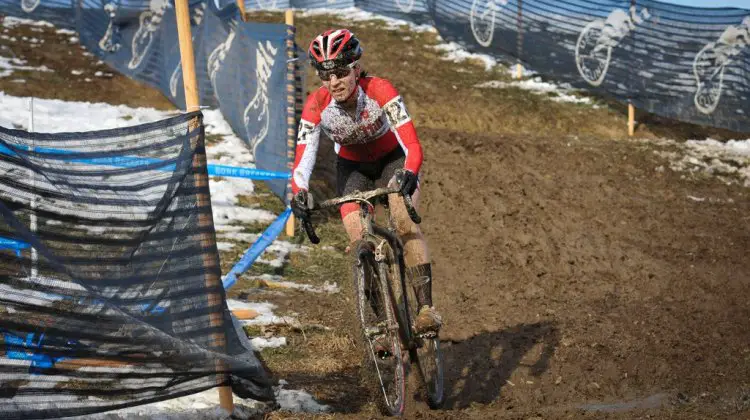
292 189 313 221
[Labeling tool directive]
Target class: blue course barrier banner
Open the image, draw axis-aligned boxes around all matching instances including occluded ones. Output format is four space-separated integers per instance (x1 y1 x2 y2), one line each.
0 0 296 199
222 207 292 290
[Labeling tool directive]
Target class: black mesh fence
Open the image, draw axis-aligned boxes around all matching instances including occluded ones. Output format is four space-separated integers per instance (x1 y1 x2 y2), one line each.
0 112 273 419
430 0 750 132
434 0 750 131
239 0 749 132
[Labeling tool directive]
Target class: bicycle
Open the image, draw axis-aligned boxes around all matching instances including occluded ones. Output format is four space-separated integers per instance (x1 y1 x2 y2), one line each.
300 180 444 416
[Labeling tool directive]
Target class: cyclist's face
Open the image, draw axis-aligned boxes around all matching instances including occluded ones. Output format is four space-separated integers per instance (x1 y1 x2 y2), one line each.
321 64 359 102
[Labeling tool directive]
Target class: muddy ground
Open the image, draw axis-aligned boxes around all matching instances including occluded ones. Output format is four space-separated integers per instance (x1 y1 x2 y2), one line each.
2 12 750 420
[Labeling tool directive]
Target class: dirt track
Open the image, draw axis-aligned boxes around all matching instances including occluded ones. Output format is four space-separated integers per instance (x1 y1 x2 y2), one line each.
417 128 750 418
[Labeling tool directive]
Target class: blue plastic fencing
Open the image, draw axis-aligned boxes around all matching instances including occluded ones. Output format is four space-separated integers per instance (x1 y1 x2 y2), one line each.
0 236 29 257
222 207 291 290
0 112 275 416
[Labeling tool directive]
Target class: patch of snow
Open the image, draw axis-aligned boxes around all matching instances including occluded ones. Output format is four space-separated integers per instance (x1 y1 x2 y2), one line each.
227 300 298 327
250 336 287 350
275 380 330 413
476 77 592 104
249 274 339 294
298 7 436 33
433 42 496 71
216 242 235 251
0 56 53 78
1 17 54 28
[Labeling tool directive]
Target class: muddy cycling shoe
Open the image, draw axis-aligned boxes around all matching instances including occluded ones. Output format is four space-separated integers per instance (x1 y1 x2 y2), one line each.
414 306 443 336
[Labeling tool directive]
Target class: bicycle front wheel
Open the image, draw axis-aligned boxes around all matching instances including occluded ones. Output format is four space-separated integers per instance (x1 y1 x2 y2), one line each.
352 240 406 416
405 270 445 409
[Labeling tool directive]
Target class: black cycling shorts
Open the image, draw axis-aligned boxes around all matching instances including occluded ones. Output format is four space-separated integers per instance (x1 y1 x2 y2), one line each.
336 147 406 197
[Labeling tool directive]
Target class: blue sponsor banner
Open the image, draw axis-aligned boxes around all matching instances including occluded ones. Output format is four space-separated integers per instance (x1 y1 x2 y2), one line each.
0 0 295 198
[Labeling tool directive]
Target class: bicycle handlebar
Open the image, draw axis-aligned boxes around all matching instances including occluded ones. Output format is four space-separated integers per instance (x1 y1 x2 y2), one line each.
301 187 421 244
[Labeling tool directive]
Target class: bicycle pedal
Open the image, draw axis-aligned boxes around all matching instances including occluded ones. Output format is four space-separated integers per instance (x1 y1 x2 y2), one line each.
417 331 438 339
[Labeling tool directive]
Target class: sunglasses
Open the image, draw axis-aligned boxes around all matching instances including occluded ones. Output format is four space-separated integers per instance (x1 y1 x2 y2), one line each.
318 62 357 81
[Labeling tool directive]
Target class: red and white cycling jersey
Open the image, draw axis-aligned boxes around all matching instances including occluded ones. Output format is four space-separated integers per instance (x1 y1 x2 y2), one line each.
291 76 423 193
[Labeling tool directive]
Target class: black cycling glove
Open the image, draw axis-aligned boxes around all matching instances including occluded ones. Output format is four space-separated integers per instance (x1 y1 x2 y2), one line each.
292 190 313 221
397 170 419 197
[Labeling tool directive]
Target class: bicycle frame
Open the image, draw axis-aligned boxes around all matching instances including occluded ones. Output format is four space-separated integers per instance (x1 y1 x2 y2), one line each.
301 185 444 412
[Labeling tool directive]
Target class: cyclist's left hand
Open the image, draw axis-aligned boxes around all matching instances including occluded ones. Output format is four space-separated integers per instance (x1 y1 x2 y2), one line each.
398 170 419 197
292 190 313 221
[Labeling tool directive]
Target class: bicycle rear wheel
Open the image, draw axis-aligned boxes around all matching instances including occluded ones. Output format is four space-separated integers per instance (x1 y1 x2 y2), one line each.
352 240 406 416
405 272 445 409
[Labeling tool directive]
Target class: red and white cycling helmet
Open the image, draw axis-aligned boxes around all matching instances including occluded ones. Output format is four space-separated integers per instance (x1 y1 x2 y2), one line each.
308 29 363 72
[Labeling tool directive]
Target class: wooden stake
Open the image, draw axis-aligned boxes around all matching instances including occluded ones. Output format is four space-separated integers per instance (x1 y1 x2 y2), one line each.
515 63 522 79
236 0 247 21
628 102 635 137
285 8 296 238
286 211 295 237
231 309 260 320
285 9 293 26
175 0 234 413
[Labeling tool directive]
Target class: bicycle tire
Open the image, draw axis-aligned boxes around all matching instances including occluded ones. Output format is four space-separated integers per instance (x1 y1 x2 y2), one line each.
404 267 445 409
352 240 406 416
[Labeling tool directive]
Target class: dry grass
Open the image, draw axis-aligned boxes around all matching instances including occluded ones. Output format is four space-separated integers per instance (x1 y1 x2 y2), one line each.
237 181 288 214
0 23 174 109
258 328 358 376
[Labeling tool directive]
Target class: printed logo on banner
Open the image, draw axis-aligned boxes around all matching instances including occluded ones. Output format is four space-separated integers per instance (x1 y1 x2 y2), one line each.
20 0 40 13
470 0 507 48
170 62 182 98
192 2 206 25
396 0 415 14
128 0 172 70
98 3 121 53
208 20 238 92
244 41 278 157
575 6 650 87
256 0 278 9
693 16 750 115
